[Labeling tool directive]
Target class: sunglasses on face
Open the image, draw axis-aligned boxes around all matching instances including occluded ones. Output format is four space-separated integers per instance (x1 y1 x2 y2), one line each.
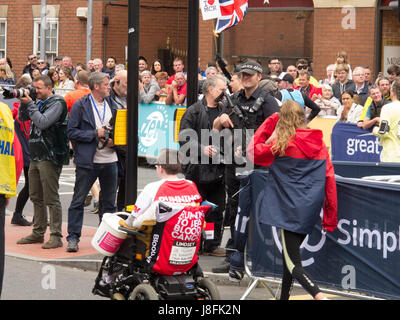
297 65 308 70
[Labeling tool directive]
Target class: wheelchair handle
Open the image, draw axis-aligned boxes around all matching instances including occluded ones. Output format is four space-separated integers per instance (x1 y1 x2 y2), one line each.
118 226 146 238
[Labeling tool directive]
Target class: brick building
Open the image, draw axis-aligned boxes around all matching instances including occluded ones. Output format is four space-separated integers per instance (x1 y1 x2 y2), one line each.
0 0 398 81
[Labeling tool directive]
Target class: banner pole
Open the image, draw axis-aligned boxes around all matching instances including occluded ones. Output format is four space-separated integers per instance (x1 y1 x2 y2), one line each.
125 0 139 206
187 0 199 107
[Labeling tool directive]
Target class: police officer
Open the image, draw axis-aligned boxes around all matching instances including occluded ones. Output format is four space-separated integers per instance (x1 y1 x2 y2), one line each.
216 60 280 131
212 60 280 274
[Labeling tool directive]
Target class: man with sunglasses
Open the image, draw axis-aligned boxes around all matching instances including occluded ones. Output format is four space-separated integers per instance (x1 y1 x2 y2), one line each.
37 59 49 76
294 59 319 88
22 54 38 78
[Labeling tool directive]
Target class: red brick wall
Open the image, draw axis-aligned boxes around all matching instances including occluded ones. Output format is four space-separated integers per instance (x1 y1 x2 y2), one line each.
0 0 105 77
312 7 376 81
221 10 314 72
0 2 389 85
2 1 33 76
382 10 400 47
57 1 104 67
105 0 191 72
104 1 128 65
198 18 215 72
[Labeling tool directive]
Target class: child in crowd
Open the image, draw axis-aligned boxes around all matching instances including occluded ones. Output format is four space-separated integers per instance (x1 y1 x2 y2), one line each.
331 51 352 82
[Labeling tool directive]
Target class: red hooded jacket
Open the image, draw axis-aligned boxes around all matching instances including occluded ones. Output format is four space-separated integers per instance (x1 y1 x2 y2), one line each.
247 113 337 233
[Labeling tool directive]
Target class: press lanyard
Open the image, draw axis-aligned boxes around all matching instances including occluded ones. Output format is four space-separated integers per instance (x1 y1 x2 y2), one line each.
90 94 106 125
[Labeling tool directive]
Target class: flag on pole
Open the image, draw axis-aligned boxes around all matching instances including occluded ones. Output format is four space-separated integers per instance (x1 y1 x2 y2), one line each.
214 0 248 34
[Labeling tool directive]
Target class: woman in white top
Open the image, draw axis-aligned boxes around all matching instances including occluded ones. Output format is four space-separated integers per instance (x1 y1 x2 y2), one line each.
55 66 75 97
336 90 363 124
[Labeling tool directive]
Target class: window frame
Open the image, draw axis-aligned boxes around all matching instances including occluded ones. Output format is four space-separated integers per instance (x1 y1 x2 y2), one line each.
33 17 59 64
0 18 7 59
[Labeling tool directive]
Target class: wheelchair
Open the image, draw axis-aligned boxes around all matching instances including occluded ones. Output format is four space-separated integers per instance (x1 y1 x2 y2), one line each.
92 202 220 300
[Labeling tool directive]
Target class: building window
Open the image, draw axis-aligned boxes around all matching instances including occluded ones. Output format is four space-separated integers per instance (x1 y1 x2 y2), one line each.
0 19 7 59
33 18 58 65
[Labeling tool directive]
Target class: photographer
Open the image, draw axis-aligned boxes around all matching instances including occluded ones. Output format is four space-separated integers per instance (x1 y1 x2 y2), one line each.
179 74 228 257
16 75 69 250
66 72 118 253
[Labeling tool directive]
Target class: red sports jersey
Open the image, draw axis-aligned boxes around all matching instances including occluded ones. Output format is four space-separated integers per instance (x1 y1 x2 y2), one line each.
133 178 207 275
148 205 209 275
134 179 202 216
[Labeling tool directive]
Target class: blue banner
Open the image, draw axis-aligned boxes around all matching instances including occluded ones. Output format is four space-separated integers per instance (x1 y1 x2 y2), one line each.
242 171 400 299
138 103 183 158
331 122 382 162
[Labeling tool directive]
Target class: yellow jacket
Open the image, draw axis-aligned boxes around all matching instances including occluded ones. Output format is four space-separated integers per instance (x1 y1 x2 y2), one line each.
0 102 16 198
359 97 373 122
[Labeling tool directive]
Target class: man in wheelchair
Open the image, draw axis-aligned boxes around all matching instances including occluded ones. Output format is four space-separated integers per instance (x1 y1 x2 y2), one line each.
92 149 220 300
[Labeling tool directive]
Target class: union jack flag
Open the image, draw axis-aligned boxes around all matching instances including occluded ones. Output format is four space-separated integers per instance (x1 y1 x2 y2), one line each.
214 0 248 34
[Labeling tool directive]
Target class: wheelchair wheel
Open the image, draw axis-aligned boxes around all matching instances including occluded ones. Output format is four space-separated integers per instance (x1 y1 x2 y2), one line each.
198 278 220 300
128 284 159 300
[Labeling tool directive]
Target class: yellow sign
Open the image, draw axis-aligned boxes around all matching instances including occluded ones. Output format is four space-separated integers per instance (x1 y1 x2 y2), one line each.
308 116 337 155
174 108 186 142
113 109 127 146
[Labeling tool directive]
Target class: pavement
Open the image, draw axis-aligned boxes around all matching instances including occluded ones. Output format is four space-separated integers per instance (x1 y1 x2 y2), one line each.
5 215 370 301
5 215 242 287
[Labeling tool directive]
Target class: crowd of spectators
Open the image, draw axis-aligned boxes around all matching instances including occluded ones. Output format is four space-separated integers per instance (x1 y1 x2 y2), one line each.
243 52 398 130
3 49 400 255
12 50 395 131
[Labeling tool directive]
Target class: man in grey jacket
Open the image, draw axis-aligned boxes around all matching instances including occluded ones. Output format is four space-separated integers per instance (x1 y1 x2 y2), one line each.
16 75 69 249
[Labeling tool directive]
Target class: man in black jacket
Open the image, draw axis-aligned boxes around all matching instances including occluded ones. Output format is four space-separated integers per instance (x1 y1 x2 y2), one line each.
179 74 228 257
22 54 38 78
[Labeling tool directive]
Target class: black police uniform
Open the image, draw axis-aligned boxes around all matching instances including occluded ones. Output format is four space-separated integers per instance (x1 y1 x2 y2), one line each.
223 86 280 251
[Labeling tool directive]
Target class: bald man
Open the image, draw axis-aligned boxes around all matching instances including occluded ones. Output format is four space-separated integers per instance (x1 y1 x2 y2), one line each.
110 70 127 108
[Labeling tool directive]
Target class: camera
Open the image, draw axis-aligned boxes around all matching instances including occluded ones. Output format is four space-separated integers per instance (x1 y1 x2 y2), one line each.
2 85 37 101
97 126 113 150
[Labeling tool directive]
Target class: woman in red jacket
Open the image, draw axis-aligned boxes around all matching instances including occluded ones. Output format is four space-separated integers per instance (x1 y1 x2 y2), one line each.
247 100 338 300
11 101 32 226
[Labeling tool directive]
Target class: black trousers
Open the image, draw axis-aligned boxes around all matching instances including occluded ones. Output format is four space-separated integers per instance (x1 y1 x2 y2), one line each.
280 229 321 300
196 180 226 252
13 166 30 217
0 194 6 297
224 165 240 247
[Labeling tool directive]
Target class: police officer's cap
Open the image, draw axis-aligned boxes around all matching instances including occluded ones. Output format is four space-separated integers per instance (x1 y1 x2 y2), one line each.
239 60 263 75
